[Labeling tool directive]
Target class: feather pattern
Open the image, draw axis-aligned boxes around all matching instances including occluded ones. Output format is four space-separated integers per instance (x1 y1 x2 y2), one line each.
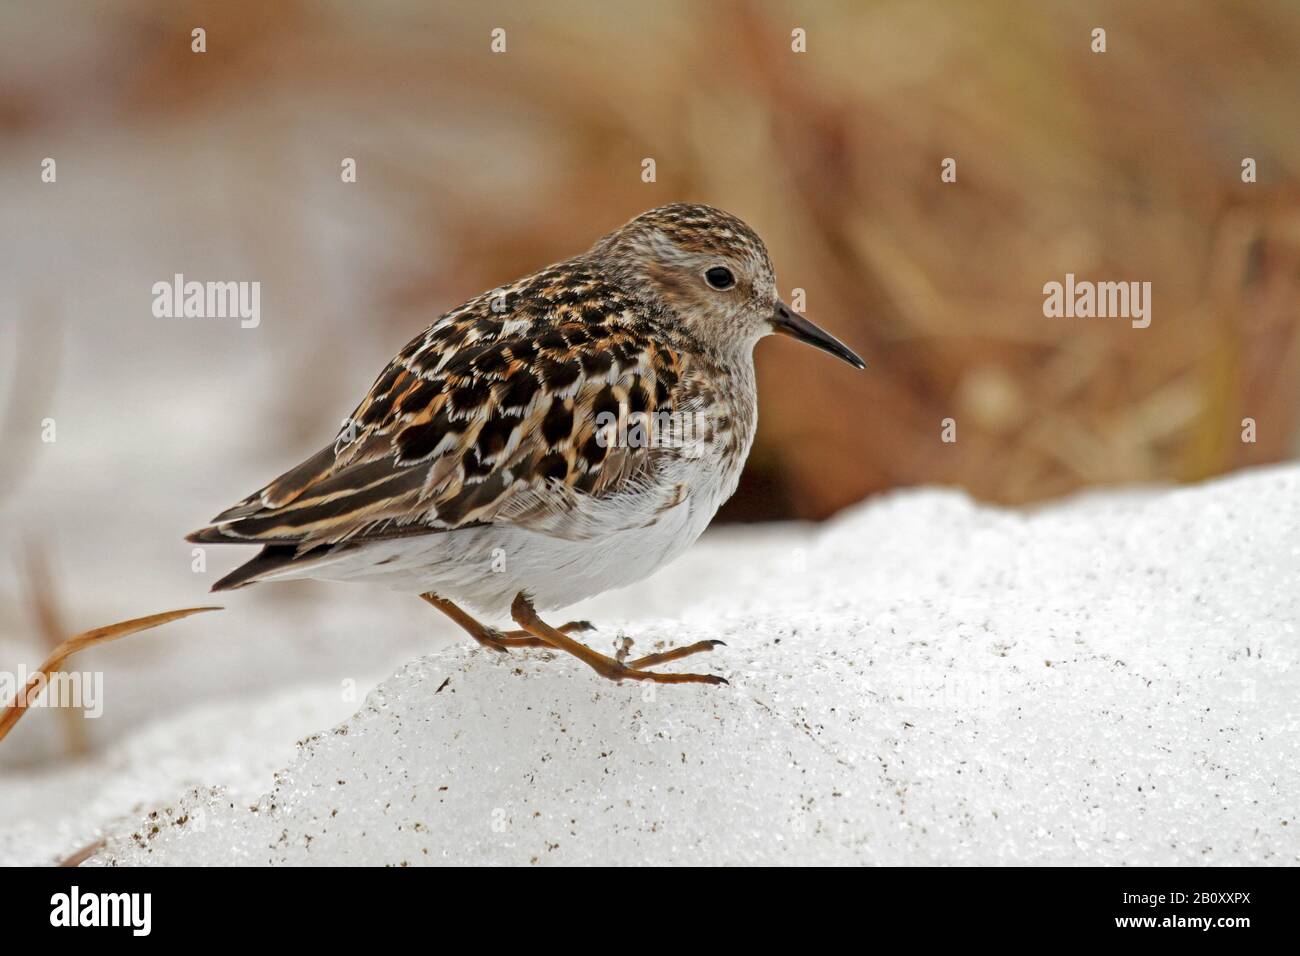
190 266 749 551
187 203 793 605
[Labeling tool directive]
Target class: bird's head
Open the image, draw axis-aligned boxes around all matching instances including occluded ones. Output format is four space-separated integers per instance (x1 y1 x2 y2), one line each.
591 203 864 369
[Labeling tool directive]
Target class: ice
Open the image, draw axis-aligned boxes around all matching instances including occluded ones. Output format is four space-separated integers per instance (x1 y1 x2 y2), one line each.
0 682 360 867
5 465 1298 865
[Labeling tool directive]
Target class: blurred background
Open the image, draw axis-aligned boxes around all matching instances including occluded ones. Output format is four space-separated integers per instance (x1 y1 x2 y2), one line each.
2 0 1298 766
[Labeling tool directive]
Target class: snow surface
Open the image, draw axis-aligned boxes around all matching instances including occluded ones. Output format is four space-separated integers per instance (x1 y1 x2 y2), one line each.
4 465 1298 866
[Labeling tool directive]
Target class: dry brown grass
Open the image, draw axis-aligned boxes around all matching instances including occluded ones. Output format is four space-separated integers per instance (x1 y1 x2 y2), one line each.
23 544 86 756
6 0 1298 517
0 606 220 745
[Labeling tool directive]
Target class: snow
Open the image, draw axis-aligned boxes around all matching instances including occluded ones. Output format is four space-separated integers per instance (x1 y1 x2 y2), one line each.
3 465 1298 866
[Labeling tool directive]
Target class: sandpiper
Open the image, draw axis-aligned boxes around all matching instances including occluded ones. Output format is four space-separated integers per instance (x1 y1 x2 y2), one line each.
189 204 864 684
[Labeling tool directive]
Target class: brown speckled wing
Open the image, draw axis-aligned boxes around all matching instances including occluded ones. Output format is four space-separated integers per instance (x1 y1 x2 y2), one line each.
189 262 692 549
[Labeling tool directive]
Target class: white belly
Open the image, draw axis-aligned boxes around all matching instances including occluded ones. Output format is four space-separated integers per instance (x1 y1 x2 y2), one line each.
270 356 757 618
288 456 732 617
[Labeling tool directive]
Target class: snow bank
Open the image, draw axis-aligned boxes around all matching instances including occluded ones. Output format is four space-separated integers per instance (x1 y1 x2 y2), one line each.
8 465 1299 865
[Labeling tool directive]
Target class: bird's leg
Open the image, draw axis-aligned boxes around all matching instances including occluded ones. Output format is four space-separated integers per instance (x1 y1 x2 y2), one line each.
510 593 726 686
418 593 588 652
498 620 595 642
625 640 725 670
419 593 511 653
420 592 723 682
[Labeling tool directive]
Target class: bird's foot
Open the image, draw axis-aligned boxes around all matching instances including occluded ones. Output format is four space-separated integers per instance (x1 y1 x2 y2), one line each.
420 591 726 684
494 620 595 647
510 593 727 686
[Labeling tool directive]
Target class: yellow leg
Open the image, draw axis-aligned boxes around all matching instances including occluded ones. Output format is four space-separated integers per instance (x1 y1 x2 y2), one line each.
626 640 725 670
420 593 591 651
510 593 726 686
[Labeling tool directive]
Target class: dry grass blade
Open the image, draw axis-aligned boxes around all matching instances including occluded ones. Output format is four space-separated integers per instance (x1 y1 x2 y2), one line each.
0 606 222 744
58 838 106 868
23 542 88 755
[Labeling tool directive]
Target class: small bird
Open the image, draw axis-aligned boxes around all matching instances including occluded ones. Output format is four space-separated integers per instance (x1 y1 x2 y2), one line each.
189 204 864 685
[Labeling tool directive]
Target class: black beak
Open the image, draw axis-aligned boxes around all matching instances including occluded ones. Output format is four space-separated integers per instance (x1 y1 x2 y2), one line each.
771 301 865 369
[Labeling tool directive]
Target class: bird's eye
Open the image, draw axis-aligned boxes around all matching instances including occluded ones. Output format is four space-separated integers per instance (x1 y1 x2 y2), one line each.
704 266 736 290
